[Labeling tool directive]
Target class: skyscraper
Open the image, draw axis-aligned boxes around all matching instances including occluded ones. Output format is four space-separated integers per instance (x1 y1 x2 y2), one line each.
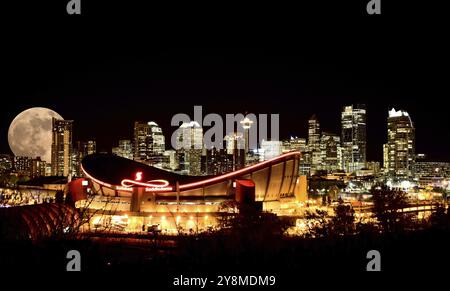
203 147 233 175
260 140 283 161
386 108 415 179
224 132 245 170
147 121 165 165
51 118 73 176
72 140 96 176
163 149 178 171
133 121 150 163
176 121 203 175
308 115 321 173
30 157 46 178
341 104 367 173
112 139 133 160
319 132 341 172
240 117 254 154
133 121 165 165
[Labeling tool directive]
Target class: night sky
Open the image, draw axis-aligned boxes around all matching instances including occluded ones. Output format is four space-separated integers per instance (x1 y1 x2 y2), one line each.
1 1 448 162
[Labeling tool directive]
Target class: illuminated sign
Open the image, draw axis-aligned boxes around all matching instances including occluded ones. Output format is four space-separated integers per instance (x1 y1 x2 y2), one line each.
135 171 143 181
120 171 172 190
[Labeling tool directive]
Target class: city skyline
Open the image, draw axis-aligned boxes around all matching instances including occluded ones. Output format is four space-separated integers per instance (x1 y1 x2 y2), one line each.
2 43 449 163
1 104 446 164
1 0 449 276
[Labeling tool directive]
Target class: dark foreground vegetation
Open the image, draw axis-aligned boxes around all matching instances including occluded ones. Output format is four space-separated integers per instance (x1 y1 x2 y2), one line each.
1 186 450 273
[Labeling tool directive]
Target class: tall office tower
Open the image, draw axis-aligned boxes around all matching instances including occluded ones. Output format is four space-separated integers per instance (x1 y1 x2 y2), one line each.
341 104 367 173
71 146 81 176
133 121 150 163
308 115 321 173
383 143 389 174
134 121 165 165
319 132 341 172
203 147 233 175
51 118 73 176
260 140 283 161
72 140 97 176
224 132 245 170
113 140 133 159
85 140 96 155
176 121 203 175
240 116 254 155
386 108 415 179
147 121 166 165
30 157 46 178
118 139 133 160
163 150 178 171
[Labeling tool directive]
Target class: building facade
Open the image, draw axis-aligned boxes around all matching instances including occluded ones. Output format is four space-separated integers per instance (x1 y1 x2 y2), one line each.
386 108 415 179
133 121 165 166
261 140 282 161
176 121 203 175
51 118 73 176
72 140 97 176
308 115 321 173
113 139 133 160
319 132 341 172
341 104 367 173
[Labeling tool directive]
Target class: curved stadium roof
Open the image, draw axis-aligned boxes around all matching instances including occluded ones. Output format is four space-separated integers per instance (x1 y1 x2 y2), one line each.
81 151 301 192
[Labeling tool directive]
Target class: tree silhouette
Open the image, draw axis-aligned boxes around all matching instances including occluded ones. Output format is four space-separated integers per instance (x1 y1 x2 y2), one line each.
371 185 413 233
331 199 355 236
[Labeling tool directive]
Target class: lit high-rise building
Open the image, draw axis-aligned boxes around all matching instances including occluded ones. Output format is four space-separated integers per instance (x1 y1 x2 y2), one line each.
51 118 73 177
0 154 13 173
240 117 254 154
147 121 165 165
133 121 165 165
341 104 367 173
30 157 46 178
203 147 233 175
383 143 389 173
260 140 282 161
366 161 381 176
224 132 245 170
319 132 341 172
176 121 203 175
308 115 321 173
72 140 96 176
112 139 133 160
386 108 415 179
85 140 96 155
282 136 307 153
133 121 150 163
13 156 32 175
163 150 178 171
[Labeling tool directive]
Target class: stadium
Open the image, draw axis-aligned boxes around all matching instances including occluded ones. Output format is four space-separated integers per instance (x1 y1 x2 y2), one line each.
78 151 306 233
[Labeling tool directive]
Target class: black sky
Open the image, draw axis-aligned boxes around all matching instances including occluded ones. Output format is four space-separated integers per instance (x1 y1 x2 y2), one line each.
1 1 449 162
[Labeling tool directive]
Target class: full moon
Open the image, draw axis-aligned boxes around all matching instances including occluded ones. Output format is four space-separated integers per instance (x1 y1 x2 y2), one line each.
8 107 64 163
